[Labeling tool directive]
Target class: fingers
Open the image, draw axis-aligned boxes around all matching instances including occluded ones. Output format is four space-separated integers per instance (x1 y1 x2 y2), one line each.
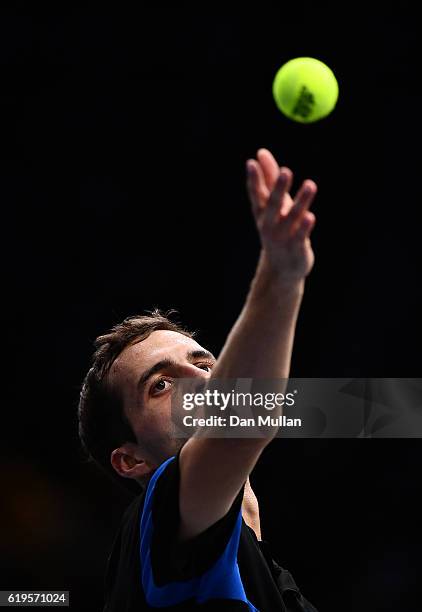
247 149 318 241
246 159 269 217
295 211 316 241
256 149 294 214
266 166 293 225
257 148 281 191
248 148 285 217
284 180 318 234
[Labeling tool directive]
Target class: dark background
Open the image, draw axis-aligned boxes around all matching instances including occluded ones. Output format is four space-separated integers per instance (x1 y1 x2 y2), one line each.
1 7 421 611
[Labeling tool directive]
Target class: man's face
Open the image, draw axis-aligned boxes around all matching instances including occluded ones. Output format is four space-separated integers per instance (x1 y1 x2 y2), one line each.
109 330 216 468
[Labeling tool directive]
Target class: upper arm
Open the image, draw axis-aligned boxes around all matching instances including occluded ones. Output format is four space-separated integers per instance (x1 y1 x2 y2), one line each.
178 436 267 541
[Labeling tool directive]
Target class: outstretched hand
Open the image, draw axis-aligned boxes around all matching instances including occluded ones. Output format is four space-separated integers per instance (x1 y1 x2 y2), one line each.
246 148 317 284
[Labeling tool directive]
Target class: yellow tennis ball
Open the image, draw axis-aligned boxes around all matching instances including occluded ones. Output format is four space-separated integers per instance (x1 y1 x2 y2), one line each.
272 57 339 123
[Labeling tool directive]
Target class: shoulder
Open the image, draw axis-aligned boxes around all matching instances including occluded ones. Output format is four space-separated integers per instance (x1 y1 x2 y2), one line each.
141 448 245 586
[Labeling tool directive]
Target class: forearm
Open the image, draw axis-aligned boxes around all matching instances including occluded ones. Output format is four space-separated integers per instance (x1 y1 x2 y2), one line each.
211 250 304 380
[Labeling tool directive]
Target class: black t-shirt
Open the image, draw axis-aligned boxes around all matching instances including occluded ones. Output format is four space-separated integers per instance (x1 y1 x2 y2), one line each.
103 449 318 611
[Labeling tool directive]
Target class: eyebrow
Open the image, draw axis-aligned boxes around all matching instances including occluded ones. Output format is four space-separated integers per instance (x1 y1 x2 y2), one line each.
136 349 216 393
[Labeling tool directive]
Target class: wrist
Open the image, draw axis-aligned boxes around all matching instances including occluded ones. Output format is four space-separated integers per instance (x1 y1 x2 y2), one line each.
251 250 305 299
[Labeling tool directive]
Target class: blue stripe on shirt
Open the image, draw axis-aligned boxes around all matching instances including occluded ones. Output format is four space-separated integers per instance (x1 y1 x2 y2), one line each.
140 455 258 610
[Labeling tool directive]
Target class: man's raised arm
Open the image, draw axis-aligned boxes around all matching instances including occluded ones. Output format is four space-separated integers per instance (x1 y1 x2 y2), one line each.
211 149 316 381
178 148 317 540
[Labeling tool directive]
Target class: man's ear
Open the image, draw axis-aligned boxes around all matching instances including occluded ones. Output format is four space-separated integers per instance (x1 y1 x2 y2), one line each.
110 443 152 481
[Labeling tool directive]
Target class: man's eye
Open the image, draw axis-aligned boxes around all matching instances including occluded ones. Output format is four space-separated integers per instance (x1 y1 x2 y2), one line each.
151 379 172 395
197 363 213 372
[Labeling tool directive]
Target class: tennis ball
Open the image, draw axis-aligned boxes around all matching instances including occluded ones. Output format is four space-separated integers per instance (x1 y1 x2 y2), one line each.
272 57 339 123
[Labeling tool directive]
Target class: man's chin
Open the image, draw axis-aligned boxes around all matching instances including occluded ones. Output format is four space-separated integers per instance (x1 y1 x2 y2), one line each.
169 437 187 457
146 435 187 467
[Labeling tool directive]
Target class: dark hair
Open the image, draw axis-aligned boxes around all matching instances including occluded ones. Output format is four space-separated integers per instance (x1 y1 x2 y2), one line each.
77 309 194 494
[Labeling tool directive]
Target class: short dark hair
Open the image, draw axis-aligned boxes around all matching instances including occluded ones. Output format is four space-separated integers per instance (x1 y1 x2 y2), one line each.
77 309 194 494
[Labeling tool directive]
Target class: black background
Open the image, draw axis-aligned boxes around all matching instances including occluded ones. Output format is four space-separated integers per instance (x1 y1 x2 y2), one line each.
1 6 421 611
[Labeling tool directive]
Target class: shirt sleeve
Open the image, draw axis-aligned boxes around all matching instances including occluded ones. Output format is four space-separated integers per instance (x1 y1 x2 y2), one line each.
149 446 246 586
